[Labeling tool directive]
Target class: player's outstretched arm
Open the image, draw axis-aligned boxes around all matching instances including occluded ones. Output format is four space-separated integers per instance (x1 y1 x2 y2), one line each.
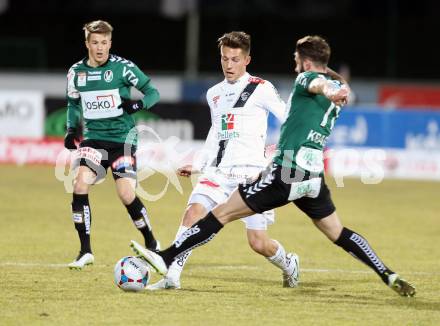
308 77 350 106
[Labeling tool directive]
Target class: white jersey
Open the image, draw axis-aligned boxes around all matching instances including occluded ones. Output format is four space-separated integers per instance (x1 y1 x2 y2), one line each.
195 72 287 173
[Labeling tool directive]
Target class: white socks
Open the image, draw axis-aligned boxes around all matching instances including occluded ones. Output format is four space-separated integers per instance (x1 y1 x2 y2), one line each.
266 240 289 273
167 225 192 281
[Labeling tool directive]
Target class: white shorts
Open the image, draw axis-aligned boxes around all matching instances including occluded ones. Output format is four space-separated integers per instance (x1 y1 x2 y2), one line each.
188 167 275 230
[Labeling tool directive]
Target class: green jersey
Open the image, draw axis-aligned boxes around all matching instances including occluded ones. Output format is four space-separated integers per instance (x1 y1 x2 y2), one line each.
274 71 341 174
66 54 160 144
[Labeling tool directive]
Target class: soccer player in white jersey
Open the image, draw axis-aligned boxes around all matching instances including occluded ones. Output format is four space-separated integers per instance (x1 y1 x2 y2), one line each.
147 31 299 290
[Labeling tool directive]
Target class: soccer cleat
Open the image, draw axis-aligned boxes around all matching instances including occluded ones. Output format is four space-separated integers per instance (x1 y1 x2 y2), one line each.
130 240 168 276
68 252 94 270
146 277 181 291
388 273 416 297
283 252 299 288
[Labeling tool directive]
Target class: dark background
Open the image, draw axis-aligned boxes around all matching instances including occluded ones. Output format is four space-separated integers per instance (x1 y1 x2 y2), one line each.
0 0 438 79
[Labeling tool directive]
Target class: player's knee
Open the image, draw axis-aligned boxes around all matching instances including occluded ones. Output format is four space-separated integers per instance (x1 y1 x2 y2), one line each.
247 235 266 254
117 187 136 205
182 204 206 226
73 179 89 194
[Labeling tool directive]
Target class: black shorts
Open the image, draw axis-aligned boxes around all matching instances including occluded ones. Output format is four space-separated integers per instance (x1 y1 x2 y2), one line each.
74 139 137 181
238 163 336 219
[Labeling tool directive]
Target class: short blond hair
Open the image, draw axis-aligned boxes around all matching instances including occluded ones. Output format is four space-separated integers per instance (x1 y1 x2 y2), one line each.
83 20 113 41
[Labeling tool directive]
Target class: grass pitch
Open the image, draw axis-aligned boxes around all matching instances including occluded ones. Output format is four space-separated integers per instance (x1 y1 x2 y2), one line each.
1 165 439 325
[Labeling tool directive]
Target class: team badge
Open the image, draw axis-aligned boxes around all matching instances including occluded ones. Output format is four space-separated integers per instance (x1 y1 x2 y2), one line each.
240 92 250 102
104 70 113 82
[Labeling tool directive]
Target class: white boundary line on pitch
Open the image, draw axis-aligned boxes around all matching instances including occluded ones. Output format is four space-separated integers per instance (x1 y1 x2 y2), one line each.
0 262 437 276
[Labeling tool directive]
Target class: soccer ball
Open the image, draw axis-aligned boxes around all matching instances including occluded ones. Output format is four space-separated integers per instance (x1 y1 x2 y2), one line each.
114 256 150 292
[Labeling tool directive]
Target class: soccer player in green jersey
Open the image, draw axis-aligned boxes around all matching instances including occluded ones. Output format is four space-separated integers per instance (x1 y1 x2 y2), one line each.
65 20 160 269
130 35 416 297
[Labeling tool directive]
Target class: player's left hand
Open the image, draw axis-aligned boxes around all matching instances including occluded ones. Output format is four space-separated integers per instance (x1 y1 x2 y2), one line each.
118 100 143 114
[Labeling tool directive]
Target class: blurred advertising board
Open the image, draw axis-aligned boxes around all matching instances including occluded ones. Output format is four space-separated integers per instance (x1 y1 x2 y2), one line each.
379 85 440 109
0 91 44 137
327 108 440 150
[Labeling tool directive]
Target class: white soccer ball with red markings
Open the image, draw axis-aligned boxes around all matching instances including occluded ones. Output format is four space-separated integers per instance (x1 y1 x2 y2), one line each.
114 256 150 292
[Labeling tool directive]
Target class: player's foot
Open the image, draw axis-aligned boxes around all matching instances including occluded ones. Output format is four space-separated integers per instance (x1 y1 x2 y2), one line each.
146 240 161 252
130 240 168 276
146 277 181 291
388 273 416 297
283 252 299 288
68 252 94 270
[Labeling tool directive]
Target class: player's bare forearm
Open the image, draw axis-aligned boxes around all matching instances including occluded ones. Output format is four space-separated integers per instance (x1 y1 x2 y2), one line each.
309 78 350 106
326 67 347 85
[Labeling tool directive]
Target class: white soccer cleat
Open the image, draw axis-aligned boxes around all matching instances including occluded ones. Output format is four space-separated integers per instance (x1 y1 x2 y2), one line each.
388 273 416 297
283 252 299 288
68 252 94 270
130 240 168 276
146 277 181 291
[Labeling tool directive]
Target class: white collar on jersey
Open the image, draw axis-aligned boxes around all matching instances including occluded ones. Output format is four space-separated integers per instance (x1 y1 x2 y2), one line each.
224 72 250 85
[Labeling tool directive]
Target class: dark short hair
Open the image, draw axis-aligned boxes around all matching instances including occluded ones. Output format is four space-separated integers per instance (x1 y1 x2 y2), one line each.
217 31 251 55
296 35 331 66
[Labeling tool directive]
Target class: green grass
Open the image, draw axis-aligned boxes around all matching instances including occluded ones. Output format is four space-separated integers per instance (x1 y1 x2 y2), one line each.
1 165 439 325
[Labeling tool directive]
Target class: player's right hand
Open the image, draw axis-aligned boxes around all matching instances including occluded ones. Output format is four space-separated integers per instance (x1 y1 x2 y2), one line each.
64 127 80 150
177 165 193 177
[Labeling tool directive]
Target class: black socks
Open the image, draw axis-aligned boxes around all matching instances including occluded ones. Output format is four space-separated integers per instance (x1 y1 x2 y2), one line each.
334 227 394 283
72 193 92 254
160 212 224 266
125 197 158 250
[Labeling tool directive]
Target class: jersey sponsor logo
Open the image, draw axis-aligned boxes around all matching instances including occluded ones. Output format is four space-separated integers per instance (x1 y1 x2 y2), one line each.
87 75 101 81
111 155 135 171
218 113 240 139
75 147 103 165
86 95 116 110
80 89 122 119
122 66 139 86
217 130 240 140
77 71 86 87
295 147 324 173
175 226 201 248
88 71 102 75
306 129 328 146
221 113 234 130
104 70 113 82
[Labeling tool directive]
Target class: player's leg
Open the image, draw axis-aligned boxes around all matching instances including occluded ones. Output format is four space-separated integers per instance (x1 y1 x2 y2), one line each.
69 165 95 269
110 144 159 251
115 176 159 251
130 188 252 275
313 212 415 296
245 212 299 287
130 164 290 275
147 201 210 290
294 178 415 296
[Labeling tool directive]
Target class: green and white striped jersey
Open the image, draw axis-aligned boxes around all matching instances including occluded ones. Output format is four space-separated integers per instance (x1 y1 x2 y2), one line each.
66 54 160 144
